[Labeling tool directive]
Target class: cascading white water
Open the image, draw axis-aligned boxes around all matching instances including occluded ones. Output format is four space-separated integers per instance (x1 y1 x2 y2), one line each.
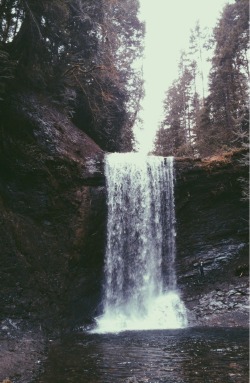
93 152 187 333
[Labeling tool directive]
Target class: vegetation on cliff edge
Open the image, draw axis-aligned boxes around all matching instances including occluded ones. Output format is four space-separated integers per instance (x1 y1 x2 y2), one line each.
0 0 145 152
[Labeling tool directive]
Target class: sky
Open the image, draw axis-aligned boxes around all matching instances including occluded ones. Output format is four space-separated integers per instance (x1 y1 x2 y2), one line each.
134 0 235 153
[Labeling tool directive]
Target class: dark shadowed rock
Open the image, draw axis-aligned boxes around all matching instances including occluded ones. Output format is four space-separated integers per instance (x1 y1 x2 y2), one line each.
0 92 106 331
174 151 249 326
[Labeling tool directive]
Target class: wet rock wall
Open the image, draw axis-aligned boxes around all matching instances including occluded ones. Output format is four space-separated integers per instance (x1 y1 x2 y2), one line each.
0 92 106 330
174 152 249 326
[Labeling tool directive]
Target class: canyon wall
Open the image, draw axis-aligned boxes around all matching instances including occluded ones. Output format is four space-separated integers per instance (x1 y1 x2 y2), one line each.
0 93 106 330
175 153 249 326
0 98 248 331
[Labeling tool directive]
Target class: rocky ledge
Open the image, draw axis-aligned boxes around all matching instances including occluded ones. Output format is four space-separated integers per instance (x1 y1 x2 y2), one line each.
185 281 249 327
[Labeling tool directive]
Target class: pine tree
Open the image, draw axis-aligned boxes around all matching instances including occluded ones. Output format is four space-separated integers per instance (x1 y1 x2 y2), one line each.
0 0 145 152
208 0 249 150
154 52 197 157
101 0 145 151
189 21 211 104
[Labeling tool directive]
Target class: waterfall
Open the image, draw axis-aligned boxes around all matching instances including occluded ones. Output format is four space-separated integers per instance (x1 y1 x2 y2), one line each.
93 152 187 333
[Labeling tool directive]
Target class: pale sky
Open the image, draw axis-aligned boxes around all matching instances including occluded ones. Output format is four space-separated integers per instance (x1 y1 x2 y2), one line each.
134 0 235 153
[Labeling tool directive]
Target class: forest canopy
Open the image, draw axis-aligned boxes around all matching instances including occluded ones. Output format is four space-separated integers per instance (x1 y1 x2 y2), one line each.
154 0 249 159
0 0 248 157
0 0 145 152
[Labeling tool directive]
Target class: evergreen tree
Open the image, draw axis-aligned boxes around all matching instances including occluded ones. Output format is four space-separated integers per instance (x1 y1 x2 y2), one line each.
0 0 144 152
189 21 211 104
208 0 249 150
154 53 197 157
155 0 249 158
101 0 145 151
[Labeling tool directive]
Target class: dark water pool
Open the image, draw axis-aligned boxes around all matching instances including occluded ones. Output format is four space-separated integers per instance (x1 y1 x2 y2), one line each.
34 328 249 383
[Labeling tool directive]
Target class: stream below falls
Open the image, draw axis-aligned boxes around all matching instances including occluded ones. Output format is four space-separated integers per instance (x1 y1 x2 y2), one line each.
33 327 249 383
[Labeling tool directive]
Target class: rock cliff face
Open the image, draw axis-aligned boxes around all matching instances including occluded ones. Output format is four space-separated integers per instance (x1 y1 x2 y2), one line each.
0 92 106 330
174 152 249 327
0 100 248 332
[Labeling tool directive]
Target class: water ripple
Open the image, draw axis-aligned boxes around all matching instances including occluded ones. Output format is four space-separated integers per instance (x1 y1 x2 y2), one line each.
34 328 249 383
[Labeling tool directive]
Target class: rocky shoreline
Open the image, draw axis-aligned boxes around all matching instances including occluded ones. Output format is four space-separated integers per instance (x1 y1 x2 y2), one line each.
184 278 249 328
0 319 47 383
